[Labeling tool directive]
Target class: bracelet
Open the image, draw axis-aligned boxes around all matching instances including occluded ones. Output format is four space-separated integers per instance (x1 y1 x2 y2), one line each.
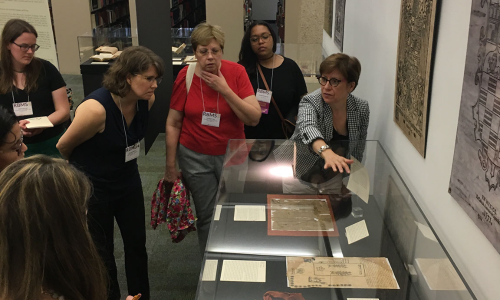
317 144 330 156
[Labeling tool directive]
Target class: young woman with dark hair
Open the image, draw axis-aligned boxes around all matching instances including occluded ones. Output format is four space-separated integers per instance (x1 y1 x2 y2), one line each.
0 19 69 157
0 106 27 171
239 21 307 139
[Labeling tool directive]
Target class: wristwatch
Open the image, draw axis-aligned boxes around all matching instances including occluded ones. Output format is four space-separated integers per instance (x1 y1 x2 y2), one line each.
317 144 330 156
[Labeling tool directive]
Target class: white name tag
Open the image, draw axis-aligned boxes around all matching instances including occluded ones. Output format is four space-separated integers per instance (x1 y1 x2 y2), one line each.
201 111 221 127
256 89 272 103
125 142 140 162
13 102 33 116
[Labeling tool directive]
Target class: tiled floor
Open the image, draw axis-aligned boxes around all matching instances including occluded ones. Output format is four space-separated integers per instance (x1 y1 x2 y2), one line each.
61 74 201 299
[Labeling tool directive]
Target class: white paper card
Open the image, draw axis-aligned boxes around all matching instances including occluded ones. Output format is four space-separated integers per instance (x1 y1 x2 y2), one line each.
346 219 369 244
13 102 33 116
91 62 109 65
25 116 53 128
347 156 370 204
201 111 221 127
256 89 272 103
202 260 218 281
172 61 183 65
234 205 266 221
415 221 438 242
125 142 140 162
173 57 183 60
220 260 266 282
214 205 222 221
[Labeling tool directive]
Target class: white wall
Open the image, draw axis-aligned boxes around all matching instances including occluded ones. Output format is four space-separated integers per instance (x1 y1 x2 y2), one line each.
322 0 500 299
252 0 278 21
206 0 243 62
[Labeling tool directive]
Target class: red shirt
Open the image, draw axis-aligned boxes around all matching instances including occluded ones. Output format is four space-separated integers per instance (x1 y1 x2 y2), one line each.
170 60 255 155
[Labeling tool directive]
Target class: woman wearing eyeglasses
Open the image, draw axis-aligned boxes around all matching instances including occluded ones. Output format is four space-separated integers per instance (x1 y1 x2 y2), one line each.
0 107 27 171
165 22 260 252
292 53 369 174
56 46 163 300
0 19 69 157
238 21 307 139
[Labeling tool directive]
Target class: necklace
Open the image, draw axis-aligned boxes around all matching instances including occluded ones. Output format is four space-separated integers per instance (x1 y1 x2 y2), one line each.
42 289 65 300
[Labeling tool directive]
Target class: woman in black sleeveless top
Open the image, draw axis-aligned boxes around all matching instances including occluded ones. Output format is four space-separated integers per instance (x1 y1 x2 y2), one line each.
57 46 164 300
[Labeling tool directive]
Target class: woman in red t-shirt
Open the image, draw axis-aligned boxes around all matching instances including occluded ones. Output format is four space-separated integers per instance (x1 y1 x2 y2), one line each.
164 22 261 252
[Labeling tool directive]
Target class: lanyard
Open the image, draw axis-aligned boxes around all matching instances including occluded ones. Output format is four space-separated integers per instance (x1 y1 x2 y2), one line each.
200 76 219 113
256 54 275 91
11 90 30 103
117 97 139 147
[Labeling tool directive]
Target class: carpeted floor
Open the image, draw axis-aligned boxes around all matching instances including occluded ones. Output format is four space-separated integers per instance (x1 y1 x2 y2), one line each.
62 74 201 300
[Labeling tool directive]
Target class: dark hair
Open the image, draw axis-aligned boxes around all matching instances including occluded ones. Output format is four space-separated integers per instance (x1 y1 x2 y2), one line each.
319 53 361 91
0 107 17 147
0 155 107 300
102 46 164 97
238 21 277 75
0 19 42 94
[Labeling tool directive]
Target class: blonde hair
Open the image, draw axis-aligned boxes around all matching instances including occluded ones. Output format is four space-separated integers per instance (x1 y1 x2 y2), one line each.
191 22 225 52
0 155 107 300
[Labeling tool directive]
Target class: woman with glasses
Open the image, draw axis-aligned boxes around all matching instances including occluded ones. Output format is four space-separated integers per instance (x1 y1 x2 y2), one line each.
0 107 27 171
0 19 69 157
291 53 369 174
239 21 307 139
165 22 260 252
57 46 164 300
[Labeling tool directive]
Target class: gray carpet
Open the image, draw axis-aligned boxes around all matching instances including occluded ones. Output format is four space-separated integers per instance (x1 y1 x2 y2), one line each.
62 74 201 300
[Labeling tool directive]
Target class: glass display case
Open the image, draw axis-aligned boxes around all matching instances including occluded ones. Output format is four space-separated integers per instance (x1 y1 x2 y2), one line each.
171 27 195 64
196 139 476 300
77 27 135 64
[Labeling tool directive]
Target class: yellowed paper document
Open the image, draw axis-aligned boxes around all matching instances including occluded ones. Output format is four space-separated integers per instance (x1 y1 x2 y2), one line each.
234 205 266 221
172 61 183 65
347 156 370 203
345 220 369 244
214 205 222 221
270 198 334 232
286 257 399 289
415 258 466 291
202 260 218 281
25 116 53 129
220 260 266 282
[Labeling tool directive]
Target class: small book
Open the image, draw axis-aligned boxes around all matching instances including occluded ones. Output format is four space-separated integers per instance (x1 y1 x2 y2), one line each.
25 116 54 129
184 55 197 62
172 43 186 54
95 46 118 54
91 53 114 61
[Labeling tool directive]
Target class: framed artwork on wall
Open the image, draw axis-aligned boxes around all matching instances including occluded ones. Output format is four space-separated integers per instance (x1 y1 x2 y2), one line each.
449 0 500 254
324 0 333 37
334 0 346 52
394 0 439 157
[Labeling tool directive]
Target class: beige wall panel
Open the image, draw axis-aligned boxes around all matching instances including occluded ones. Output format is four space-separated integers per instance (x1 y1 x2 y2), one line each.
206 0 244 62
51 0 92 74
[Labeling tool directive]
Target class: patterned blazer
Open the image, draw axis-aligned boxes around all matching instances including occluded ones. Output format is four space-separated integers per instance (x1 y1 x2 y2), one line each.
275 89 370 178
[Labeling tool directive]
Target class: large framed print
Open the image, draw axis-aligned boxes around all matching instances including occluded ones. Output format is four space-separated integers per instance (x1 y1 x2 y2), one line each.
449 0 500 254
394 0 439 157
334 0 346 52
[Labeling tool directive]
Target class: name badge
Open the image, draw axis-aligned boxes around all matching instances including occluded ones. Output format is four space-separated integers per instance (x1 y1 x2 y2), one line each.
256 89 272 114
13 102 33 116
201 111 221 127
125 142 140 162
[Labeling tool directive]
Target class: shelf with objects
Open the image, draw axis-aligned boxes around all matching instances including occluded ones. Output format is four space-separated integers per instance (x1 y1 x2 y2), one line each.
194 139 477 300
78 27 134 96
170 0 206 29
170 27 196 76
89 0 130 30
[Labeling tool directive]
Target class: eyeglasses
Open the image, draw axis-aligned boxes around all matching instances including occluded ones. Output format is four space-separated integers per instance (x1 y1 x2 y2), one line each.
0 131 23 156
196 48 222 56
250 34 271 43
136 74 162 85
317 76 343 87
12 42 40 52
